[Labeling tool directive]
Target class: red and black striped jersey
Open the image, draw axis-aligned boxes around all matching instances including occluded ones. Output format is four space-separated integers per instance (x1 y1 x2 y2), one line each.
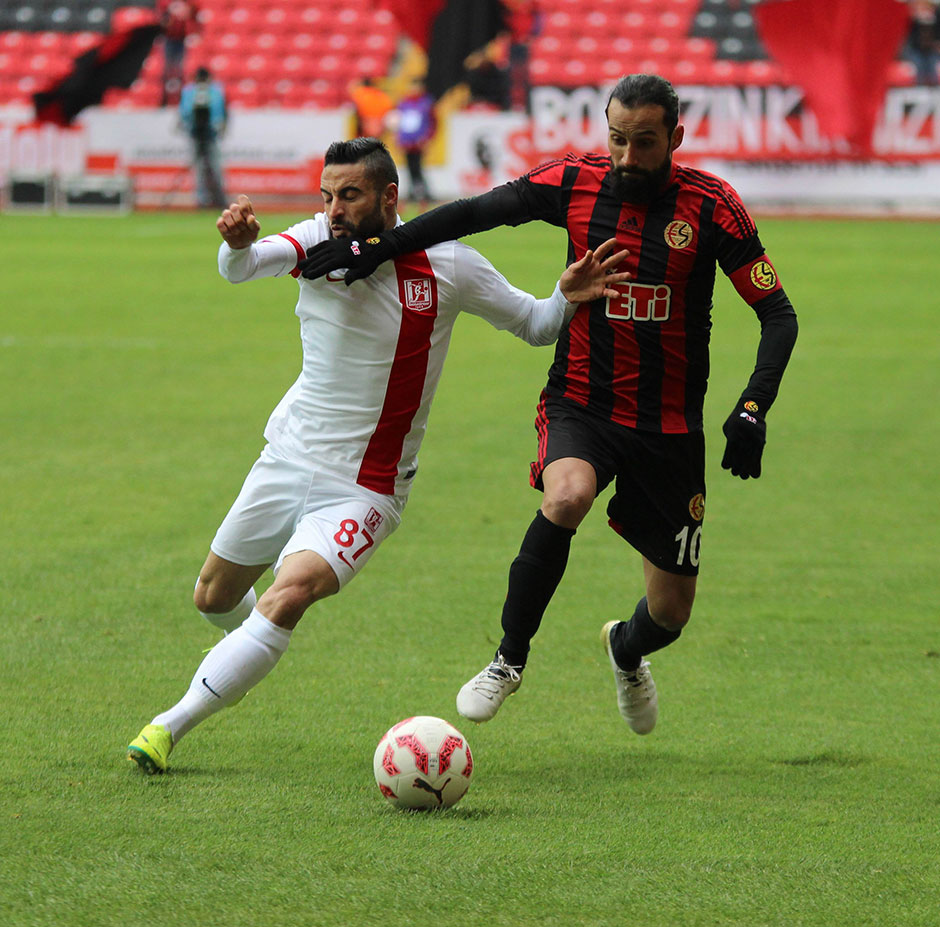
507 154 788 433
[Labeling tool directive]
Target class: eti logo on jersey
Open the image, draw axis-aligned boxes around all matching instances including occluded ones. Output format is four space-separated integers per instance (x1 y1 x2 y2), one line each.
606 282 672 322
403 278 433 312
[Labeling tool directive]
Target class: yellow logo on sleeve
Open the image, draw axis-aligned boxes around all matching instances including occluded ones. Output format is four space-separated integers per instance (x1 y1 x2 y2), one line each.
749 260 777 290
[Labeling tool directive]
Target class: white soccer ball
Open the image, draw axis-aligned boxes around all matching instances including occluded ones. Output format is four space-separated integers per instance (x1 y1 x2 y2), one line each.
373 715 473 811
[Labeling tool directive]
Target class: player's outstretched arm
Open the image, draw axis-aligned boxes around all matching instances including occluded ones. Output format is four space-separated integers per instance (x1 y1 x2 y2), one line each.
298 185 530 284
559 238 631 305
217 194 261 250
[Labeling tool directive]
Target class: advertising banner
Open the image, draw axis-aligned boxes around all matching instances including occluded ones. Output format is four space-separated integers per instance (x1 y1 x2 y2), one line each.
2 83 939 211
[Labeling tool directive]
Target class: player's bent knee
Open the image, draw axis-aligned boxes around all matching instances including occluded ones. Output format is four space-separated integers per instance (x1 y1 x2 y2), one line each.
542 486 593 527
258 575 336 628
649 594 694 632
194 578 242 615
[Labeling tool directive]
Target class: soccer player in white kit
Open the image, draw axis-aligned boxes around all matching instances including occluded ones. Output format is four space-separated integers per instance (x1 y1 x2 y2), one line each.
127 138 630 773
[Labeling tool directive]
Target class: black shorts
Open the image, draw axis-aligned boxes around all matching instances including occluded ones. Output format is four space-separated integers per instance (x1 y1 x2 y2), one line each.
530 396 706 576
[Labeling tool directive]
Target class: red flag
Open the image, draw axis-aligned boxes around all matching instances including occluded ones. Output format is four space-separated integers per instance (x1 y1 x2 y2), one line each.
754 0 910 155
380 0 447 50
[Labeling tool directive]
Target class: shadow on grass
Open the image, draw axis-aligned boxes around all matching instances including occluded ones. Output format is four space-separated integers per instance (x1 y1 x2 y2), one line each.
774 751 870 768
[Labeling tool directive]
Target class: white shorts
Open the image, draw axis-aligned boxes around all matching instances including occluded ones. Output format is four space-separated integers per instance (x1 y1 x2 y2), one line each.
210 445 407 589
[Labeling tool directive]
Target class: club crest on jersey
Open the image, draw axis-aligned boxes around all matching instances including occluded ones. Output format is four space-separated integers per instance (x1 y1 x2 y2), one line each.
403 278 433 311
749 260 777 290
689 493 705 522
364 507 384 533
664 220 693 249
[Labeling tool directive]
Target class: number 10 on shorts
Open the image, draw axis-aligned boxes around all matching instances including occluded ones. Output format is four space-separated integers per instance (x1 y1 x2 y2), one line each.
675 524 702 568
334 518 375 569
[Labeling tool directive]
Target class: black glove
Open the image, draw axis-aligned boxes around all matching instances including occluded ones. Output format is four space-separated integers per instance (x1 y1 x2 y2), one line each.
721 399 767 479
298 233 397 284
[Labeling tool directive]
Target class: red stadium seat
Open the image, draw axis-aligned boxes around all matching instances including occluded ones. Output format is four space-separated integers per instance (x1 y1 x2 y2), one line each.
35 31 69 53
741 59 783 86
297 7 326 28
282 55 319 81
575 36 600 57
600 58 627 82
263 7 291 33
671 58 712 84
290 33 316 53
0 32 26 52
529 56 551 84
69 31 103 54
706 59 742 85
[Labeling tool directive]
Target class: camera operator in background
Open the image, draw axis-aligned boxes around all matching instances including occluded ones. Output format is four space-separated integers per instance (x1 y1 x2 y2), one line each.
180 66 227 209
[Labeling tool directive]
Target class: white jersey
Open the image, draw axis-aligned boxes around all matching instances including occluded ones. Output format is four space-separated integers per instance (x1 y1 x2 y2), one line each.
218 214 570 496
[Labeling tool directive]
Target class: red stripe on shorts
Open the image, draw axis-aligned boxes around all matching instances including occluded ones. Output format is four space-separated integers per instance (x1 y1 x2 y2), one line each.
529 391 551 488
356 251 439 494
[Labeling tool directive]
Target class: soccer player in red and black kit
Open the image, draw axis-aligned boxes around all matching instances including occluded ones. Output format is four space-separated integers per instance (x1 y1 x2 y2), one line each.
299 74 798 735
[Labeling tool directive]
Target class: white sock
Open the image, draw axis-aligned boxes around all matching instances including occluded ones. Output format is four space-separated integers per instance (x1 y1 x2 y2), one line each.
152 609 291 743
196 582 257 633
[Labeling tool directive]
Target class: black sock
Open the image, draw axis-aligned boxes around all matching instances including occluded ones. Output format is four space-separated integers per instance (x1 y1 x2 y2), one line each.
612 596 681 671
497 510 575 668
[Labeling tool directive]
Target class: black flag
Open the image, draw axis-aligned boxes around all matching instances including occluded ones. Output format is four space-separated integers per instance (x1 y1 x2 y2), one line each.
34 23 161 126
381 0 506 100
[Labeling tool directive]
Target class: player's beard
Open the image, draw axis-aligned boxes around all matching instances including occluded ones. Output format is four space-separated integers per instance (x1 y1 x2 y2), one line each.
329 196 386 240
609 156 672 204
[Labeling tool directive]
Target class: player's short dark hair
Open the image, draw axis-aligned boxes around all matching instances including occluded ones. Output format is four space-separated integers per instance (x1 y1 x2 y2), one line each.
606 74 680 135
324 137 399 190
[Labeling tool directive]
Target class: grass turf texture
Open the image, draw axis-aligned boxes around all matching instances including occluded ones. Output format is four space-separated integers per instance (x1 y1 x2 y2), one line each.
1 211 937 927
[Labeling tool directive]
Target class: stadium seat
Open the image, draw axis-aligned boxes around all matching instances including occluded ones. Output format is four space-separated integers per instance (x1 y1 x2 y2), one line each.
740 59 783 86
671 58 712 84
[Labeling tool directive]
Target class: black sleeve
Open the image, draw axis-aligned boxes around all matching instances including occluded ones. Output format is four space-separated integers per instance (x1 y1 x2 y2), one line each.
386 182 535 255
741 289 799 412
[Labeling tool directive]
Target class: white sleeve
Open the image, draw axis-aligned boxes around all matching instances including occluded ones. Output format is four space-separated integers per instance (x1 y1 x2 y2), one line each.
452 243 574 346
218 234 305 283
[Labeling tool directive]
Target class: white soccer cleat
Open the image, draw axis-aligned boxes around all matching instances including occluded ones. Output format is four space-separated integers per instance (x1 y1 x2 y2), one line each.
456 653 523 723
601 621 658 734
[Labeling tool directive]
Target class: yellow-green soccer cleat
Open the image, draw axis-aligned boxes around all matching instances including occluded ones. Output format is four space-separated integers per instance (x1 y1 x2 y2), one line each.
127 723 173 774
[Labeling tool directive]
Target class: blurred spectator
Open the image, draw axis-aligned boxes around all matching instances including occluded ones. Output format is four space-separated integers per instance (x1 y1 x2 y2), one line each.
463 36 511 110
394 78 436 209
905 0 940 85
504 0 541 111
180 65 227 209
158 0 200 106
349 77 394 138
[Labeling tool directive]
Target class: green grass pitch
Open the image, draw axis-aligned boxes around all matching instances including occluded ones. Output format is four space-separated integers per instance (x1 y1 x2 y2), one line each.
1 209 937 927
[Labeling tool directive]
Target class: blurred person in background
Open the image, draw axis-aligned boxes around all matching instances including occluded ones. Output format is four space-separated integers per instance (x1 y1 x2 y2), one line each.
905 0 940 85
158 0 200 106
179 65 227 209
349 76 394 138
394 78 436 210
463 37 511 110
504 0 541 111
